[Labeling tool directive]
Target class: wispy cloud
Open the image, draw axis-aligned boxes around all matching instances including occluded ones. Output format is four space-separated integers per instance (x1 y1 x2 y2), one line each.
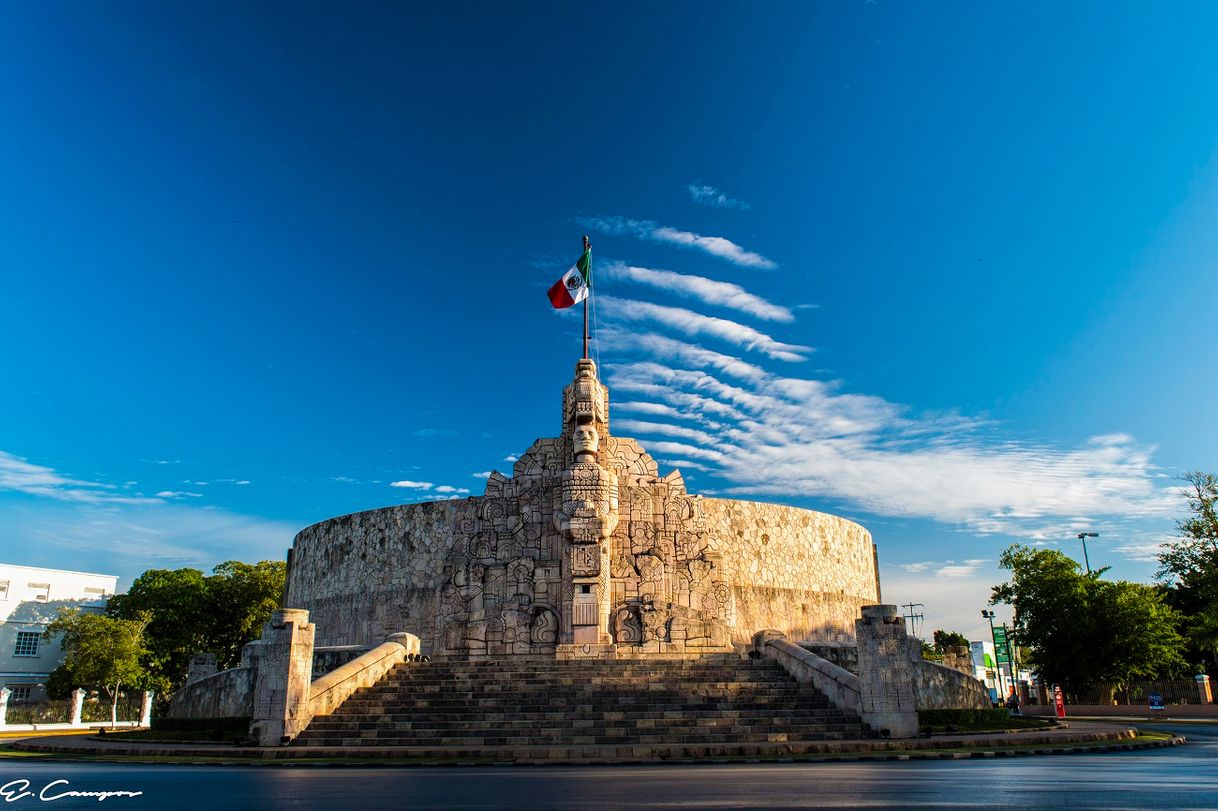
0 500 298 577
413 428 457 438
601 329 770 383
434 485 470 494
471 471 493 479
584 217 776 269
601 341 1174 540
601 262 792 321
898 559 988 578
0 451 161 505
155 491 204 499
687 184 750 210
390 480 433 490
600 296 810 362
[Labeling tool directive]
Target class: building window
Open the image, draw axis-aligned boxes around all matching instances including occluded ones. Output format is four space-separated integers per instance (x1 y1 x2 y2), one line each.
8 686 32 703
83 586 107 597
27 583 50 602
13 632 40 657
0 580 8 600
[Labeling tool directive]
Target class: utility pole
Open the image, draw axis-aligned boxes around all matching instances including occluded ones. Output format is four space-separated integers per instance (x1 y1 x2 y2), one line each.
981 609 1006 700
901 602 925 640
1076 531 1098 573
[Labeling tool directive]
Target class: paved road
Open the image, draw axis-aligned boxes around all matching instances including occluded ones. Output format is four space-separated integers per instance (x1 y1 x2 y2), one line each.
1 723 1214 810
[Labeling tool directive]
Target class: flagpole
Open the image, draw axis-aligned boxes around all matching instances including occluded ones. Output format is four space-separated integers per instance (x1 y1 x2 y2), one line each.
582 234 590 360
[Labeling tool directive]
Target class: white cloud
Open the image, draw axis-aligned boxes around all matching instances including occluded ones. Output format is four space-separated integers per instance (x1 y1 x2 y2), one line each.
504 455 519 462
413 428 457 437
937 559 990 578
471 471 493 479
601 352 1174 539
434 485 470 494
584 217 776 269
600 296 810 362
0 450 161 505
0 500 298 581
390 480 433 490
155 491 204 499
602 262 792 322
600 329 769 382
612 419 725 448
687 184 750 210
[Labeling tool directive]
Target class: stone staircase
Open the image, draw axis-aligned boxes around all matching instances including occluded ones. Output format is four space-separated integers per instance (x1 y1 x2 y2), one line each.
293 654 872 749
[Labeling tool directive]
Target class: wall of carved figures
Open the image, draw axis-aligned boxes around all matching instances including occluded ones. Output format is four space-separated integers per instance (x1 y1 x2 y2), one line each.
287 451 879 654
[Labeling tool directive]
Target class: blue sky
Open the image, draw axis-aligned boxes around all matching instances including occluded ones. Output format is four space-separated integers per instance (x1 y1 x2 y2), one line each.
3 2 1217 640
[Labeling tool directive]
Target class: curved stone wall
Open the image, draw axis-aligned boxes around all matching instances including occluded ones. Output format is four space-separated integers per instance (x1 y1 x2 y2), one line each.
700 498 880 643
287 494 879 653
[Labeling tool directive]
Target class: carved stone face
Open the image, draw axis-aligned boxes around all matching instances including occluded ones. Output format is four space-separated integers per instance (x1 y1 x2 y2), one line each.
573 425 599 457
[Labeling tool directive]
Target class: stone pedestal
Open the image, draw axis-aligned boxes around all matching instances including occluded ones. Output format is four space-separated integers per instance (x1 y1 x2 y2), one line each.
1198 674 1213 704
70 688 85 726
186 653 218 685
0 687 10 726
855 604 918 738
140 691 154 727
250 608 315 746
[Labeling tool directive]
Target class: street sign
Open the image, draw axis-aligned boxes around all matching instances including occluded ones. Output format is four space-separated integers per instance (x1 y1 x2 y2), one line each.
1148 692 1165 713
1053 684 1066 719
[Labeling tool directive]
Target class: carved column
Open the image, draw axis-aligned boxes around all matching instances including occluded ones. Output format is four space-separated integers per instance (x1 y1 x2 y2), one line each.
555 358 619 651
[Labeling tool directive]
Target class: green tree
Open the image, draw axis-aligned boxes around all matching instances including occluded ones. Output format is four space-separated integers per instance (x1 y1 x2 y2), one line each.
107 567 209 695
44 608 148 727
1157 471 1218 675
992 544 1185 689
932 629 970 654
204 560 286 670
108 560 286 694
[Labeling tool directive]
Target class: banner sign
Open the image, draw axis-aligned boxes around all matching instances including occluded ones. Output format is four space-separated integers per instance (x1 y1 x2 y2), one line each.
992 627 1011 664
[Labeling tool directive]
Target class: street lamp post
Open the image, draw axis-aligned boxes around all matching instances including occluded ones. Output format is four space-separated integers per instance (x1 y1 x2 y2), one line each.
981 609 1005 701
1077 531 1099 573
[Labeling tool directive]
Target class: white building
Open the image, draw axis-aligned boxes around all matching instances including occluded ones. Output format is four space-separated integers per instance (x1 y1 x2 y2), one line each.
0 564 118 702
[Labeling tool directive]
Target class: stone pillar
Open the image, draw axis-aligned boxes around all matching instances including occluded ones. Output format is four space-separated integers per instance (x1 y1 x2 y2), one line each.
250 608 315 746
1197 674 1213 704
140 691 154 727
855 604 918 739
1035 680 1050 706
0 687 10 726
70 688 85 726
186 653 218 685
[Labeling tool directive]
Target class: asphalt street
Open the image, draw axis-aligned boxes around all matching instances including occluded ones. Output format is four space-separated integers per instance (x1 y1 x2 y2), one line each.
1 722 1214 810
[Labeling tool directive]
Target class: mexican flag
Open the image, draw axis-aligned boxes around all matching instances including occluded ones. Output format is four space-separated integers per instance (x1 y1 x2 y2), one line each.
547 247 592 309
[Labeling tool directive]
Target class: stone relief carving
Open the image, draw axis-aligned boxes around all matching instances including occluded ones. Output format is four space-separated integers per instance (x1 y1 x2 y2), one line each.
429 358 731 656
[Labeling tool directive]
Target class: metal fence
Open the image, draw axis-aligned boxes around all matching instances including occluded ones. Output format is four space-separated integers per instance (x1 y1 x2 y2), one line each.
1064 679 1204 706
4 691 143 725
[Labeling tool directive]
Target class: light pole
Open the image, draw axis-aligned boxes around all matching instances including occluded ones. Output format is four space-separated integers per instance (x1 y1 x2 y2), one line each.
981 609 1005 700
1077 531 1098 573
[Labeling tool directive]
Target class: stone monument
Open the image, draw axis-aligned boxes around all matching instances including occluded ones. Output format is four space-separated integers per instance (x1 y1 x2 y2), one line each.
286 357 882 657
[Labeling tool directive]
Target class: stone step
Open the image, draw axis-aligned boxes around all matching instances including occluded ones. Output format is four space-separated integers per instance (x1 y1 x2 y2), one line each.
303 711 857 730
292 655 872 749
297 730 865 747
